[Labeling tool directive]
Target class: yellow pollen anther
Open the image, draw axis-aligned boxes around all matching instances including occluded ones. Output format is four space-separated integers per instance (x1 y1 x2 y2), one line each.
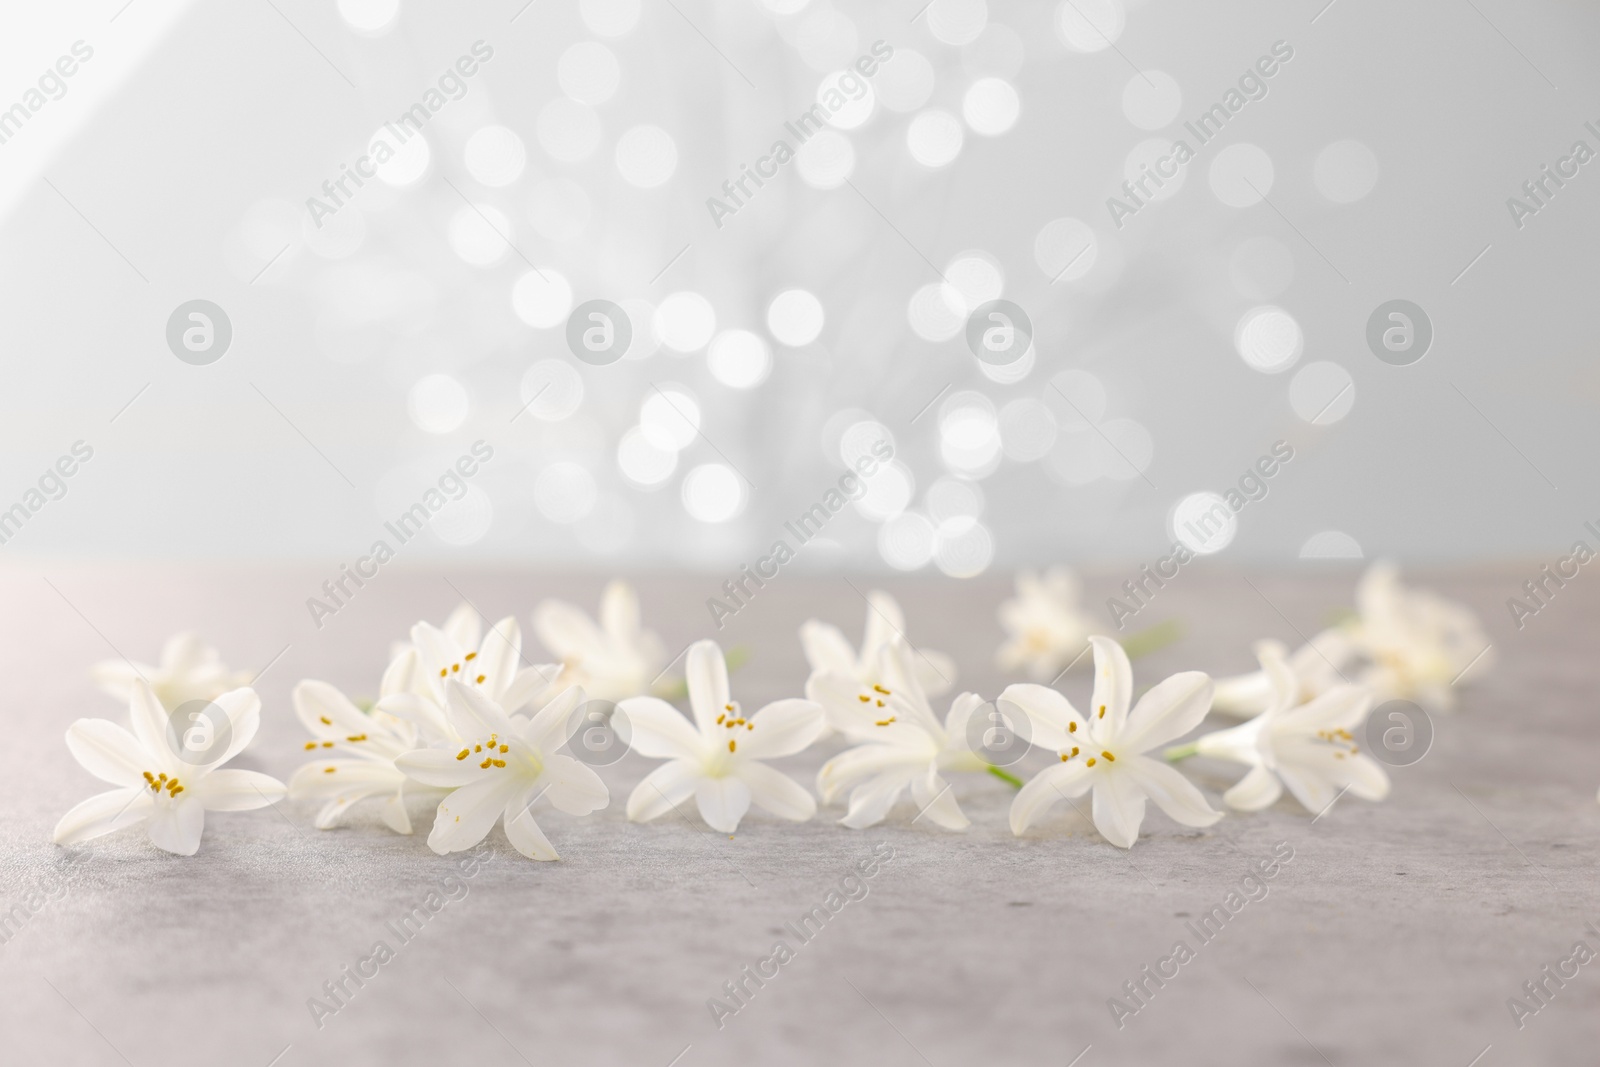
480 758 492 769
304 742 316 750
465 652 477 661
1061 754 1070 762
322 741 334 748
858 695 871 703
346 734 367 742
491 759 506 768
717 714 726 724
1086 757 1097 767
143 771 154 781
875 699 885 707
476 674 486 684
1071 747 1079 757
170 785 183 796
499 744 508 754
873 685 890 695
725 703 734 711
319 716 332 725
475 744 482 752
1098 705 1106 719
747 722 753 730
439 669 447 678
158 773 167 781
1068 722 1078 733
323 767 336 774
728 740 737 753
456 749 470 760
1102 751 1115 761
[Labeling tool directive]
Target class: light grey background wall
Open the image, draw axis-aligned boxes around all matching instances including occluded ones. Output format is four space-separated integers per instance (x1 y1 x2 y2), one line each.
1 0 1595 573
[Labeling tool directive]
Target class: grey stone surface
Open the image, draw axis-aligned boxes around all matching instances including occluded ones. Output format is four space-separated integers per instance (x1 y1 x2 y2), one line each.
1 562 1595 1066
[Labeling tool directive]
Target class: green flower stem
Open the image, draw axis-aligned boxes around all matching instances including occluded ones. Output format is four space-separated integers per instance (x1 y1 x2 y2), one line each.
1163 742 1200 763
987 765 1025 789
1121 618 1183 661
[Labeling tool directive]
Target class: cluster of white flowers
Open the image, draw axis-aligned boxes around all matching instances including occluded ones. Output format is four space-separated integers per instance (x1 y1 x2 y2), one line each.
54 565 1499 858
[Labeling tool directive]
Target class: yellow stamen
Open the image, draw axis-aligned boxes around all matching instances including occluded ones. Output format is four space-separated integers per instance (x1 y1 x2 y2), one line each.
728 740 736 753
304 741 316 750
465 652 477 661
323 767 336 774
873 685 890 695
858 695 870 703
319 716 332 725
499 744 508 754
322 741 334 748
1068 722 1077 733
491 759 506 768
476 674 486 684
1102 751 1115 762
439 668 447 678
456 749 470 760
1086 757 1097 767
1097 705 1105 719
480 758 492 769
346 734 366 742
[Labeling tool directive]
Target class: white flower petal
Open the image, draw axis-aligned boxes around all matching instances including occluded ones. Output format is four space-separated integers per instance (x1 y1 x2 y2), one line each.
686 640 731 735
736 761 815 822
146 797 206 855
427 774 520 854
910 648 957 696
1341 753 1391 802
89 659 150 704
1120 671 1214 753
1009 761 1093 835
477 617 523 703
64 719 150 787
1088 636 1133 741
818 745 926 804
615 698 704 760
193 769 286 812
293 680 369 739
522 684 585 754
800 620 857 676
695 775 751 833
208 687 262 768
443 603 482 651
376 692 454 741
380 792 413 834
53 788 152 845
128 678 174 763
1091 769 1145 849
397 747 483 788
910 766 968 830
533 598 606 661
1223 763 1284 811
501 665 560 715
997 684 1085 753
446 680 514 740
840 772 915 829
861 591 907 662
627 760 699 822
1277 685 1372 735
539 754 609 816
740 699 824 760
1125 756 1221 828
600 580 641 639
942 692 986 745
503 805 561 861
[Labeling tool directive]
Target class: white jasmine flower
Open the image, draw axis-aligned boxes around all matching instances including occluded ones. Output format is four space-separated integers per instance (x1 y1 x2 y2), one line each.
395 682 607 861
388 602 480 664
815 639 989 830
378 616 560 738
1211 627 1356 718
53 680 284 856
620 640 824 834
287 672 426 834
533 580 668 702
802 589 956 699
996 568 1096 682
89 632 252 711
1006 636 1222 849
1192 641 1389 815
1349 561 1491 711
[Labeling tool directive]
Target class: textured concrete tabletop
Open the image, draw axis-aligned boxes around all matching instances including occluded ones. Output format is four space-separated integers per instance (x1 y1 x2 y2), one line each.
1 563 1595 1066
